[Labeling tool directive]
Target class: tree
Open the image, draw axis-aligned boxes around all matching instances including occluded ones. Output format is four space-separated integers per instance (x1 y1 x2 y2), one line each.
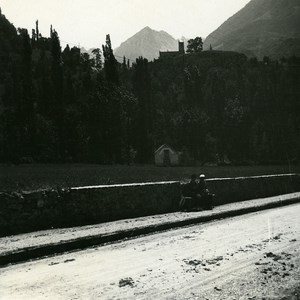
19 28 37 157
186 37 203 53
132 57 154 163
35 20 39 42
102 34 119 85
122 56 127 70
91 48 102 70
50 28 65 159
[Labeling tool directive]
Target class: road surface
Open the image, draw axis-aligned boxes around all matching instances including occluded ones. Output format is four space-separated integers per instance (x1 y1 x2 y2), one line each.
1 203 300 299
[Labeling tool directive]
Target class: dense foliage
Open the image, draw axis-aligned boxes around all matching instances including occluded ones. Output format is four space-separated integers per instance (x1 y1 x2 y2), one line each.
145 51 300 164
186 37 203 53
0 12 299 164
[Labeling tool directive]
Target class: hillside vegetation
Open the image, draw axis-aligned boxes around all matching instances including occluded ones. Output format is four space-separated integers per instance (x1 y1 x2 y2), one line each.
0 11 299 166
143 50 300 164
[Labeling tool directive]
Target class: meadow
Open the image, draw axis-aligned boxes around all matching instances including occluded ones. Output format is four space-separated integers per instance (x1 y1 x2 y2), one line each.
1 164 299 192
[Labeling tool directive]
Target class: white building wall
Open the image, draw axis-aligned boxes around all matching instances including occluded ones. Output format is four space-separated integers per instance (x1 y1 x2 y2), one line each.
154 146 180 166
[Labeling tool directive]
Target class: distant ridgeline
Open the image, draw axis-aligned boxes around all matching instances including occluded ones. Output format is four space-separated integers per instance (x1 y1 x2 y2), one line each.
0 10 299 165
203 0 300 59
159 41 185 59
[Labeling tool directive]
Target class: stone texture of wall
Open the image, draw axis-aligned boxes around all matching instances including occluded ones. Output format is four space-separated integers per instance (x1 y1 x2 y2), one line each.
0 182 181 236
205 174 300 205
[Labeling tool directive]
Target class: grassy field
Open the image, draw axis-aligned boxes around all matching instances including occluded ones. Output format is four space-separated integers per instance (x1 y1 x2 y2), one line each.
1 163 299 192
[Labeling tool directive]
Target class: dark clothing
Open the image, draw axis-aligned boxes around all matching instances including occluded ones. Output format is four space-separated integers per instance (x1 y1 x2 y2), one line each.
180 180 198 210
197 180 208 196
187 180 199 198
201 193 213 210
180 179 214 211
197 180 213 209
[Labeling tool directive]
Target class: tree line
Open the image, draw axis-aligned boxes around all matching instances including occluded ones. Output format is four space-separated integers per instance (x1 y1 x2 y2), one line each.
0 12 299 165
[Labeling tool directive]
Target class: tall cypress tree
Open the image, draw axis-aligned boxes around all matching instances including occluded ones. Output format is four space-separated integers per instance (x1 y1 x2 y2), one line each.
102 34 119 85
50 28 65 160
19 28 36 158
132 57 153 163
35 20 39 42
100 35 122 162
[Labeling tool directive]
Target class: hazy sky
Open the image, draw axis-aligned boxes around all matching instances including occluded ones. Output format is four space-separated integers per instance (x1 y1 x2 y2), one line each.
1 0 251 49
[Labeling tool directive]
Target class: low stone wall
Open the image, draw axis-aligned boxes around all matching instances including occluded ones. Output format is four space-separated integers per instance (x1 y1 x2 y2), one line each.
0 181 181 236
1 174 300 237
205 174 300 206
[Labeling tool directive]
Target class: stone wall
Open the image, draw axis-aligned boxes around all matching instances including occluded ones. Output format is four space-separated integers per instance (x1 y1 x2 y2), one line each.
1 174 300 236
0 182 181 236
205 174 300 206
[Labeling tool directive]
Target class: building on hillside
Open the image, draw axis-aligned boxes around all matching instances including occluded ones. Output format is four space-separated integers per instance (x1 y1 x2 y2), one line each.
154 144 181 166
159 41 185 59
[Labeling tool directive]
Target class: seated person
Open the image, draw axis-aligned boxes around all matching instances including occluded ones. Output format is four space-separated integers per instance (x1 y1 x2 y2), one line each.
180 174 214 211
180 174 202 211
197 174 213 210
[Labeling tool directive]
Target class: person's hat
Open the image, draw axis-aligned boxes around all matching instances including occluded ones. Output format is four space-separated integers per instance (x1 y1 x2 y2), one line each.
199 174 205 178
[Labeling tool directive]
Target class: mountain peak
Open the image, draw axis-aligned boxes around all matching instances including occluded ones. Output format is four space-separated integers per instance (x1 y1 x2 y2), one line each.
138 26 155 34
142 26 152 31
114 27 179 62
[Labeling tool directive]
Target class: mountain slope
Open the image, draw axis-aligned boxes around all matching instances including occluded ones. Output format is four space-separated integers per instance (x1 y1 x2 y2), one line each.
204 0 300 59
114 27 183 62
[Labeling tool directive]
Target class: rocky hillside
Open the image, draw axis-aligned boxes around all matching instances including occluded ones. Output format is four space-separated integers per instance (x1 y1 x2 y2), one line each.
114 26 186 63
204 0 300 59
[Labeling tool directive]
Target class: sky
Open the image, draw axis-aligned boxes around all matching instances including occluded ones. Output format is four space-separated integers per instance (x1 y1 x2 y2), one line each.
1 0 251 49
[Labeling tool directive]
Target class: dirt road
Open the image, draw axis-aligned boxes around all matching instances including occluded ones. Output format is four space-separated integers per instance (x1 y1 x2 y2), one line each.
1 204 300 299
